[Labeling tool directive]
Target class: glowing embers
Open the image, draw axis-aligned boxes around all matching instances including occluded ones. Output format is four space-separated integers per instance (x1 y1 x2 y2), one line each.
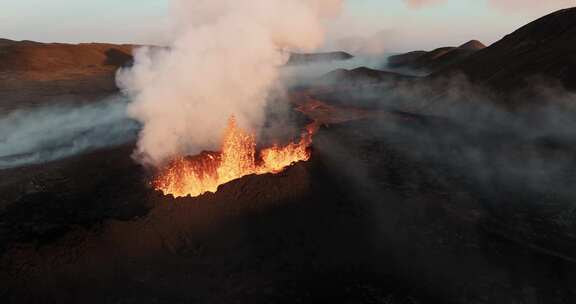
154 116 316 198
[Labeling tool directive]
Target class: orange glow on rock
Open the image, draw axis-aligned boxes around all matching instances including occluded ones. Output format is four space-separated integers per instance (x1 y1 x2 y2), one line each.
154 116 316 198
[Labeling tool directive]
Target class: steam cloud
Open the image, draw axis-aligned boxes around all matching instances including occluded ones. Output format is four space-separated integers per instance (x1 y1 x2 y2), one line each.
117 0 342 167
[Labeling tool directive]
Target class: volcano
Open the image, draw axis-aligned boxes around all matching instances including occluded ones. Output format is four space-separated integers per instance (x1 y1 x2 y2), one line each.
2 7 576 304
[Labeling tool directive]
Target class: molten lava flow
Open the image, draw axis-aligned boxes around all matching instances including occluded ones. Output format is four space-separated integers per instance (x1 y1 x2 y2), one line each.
154 116 317 198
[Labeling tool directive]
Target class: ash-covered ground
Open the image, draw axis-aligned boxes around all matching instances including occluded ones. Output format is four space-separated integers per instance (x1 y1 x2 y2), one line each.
1 105 576 303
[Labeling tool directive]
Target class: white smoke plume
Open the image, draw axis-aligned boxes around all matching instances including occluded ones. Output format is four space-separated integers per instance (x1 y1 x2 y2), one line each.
117 0 342 167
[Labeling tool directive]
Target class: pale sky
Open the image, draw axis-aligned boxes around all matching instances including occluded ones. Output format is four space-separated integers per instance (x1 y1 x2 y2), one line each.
1 0 574 52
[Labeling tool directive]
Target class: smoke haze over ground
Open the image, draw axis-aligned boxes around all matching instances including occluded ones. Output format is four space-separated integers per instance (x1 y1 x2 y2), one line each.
307 70 576 209
281 55 392 87
0 97 139 169
117 0 342 167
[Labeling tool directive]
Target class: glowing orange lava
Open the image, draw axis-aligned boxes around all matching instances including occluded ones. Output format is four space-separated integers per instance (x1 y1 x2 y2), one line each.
154 116 317 198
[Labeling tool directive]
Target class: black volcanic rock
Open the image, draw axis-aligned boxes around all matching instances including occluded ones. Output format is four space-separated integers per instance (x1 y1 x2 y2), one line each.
435 8 576 93
287 51 353 65
387 40 485 73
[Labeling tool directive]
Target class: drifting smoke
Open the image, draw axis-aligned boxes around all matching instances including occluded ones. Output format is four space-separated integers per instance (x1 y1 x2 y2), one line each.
301 70 576 246
0 97 139 169
117 0 342 167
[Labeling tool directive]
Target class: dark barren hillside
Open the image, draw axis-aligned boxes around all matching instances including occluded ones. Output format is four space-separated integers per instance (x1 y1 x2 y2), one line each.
387 40 486 74
436 8 576 93
2 7 576 304
318 8 576 109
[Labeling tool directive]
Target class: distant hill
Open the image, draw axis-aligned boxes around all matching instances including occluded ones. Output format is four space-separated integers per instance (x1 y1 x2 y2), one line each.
434 8 576 93
0 38 19 47
458 40 486 50
0 40 133 81
0 38 41 47
388 40 486 73
0 39 358 109
0 41 354 81
0 40 135 109
287 51 353 65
